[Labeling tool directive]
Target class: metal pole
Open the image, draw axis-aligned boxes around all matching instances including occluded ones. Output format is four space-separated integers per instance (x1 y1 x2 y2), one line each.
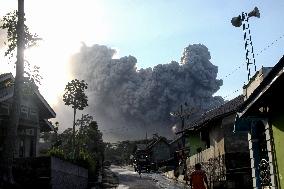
181 104 185 148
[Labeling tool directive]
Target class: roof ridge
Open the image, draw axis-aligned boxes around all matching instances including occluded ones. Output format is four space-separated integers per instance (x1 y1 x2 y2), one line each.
181 95 244 132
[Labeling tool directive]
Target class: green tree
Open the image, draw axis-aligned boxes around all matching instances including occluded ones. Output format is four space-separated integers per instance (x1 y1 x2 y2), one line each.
79 120 105 175
0 1 41 184
54 121 59 133
75 114 93 156
76 114 93 131
0 10 40 60
49 119 104 180
57 128 73 157
63 79 88 158
83 121 104 157
104 139 150 165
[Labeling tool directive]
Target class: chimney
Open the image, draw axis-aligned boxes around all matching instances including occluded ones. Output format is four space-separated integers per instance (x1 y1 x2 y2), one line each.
243 67 272 100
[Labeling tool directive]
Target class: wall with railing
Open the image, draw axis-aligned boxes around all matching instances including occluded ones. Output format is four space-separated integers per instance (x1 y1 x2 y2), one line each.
186 145 226 188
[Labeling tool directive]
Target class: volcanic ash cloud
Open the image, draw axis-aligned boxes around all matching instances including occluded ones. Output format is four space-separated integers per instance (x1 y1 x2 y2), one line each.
70 44 223 141
0 28 7 49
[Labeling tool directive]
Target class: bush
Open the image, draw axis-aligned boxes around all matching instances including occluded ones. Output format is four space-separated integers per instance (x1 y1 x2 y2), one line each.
47 147 65 159
47 147 97 175
76 149 97 174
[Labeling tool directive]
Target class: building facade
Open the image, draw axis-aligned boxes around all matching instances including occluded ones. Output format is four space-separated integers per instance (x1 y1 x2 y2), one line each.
0 73 56 158
181 96 252 189
147 137 171 163
237 56 284 189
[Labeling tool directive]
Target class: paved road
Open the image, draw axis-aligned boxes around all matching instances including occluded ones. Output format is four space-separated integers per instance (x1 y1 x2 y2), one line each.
111 166 159 189
110 166 190 189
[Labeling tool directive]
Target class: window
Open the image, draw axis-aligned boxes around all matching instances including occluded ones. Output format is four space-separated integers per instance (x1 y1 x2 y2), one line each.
29 108 38 121
19 139 25 158
30 139 34 157
0 103 9 115
20 105 28 119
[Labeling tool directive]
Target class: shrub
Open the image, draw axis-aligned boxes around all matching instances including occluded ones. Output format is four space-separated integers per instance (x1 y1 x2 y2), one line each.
47 147 65 159
76 149 97 174
47 147 97 175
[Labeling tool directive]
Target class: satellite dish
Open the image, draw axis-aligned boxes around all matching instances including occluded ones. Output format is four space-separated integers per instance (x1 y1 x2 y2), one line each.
231 15 242 27
248 7 260 18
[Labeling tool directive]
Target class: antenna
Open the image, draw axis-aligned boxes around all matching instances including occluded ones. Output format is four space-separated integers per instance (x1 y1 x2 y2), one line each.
146 131 147 141
231 7 260 81
242 12 257 81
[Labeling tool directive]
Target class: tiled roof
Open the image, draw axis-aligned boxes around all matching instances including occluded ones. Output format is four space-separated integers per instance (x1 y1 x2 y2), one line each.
146 137 169 150
136 144 147 150
0 73 13 82
169 135 183 145
181 95 244 132
0 86 13 102
0 73 14 102
0 73 56 118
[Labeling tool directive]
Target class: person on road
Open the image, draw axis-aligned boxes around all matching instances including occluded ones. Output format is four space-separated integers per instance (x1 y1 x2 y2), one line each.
138 164 142 178
173 152 180 181
189 163 209 189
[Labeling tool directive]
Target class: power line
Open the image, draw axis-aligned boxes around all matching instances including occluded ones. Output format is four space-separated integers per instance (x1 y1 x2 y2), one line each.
220 34 284 102
224 64 243 79
223 34 284 79
255 34 284 56
223 89 242 100
203 88 242 115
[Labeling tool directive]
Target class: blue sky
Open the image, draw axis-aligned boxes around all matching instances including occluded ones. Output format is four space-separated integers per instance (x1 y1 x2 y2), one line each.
96 0 284 100
1 0 284 129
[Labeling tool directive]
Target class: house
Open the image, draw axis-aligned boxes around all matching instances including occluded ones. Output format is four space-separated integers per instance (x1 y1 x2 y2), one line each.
236 56 284 189
132 143 150 171
0 73 56 158
179 95 252 189
169 135 186 156
168 134 191 168
133 136 171 171
146 136 171 164
133 143 148 161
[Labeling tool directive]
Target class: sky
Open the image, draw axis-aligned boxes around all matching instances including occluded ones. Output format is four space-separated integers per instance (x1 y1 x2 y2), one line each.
1 0 284 138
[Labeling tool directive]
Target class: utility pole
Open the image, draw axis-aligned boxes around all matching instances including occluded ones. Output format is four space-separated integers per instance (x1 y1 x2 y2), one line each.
170 103 195 148
145 132 147 141
2 0 25 184
170 103 195 179
231 7 260 81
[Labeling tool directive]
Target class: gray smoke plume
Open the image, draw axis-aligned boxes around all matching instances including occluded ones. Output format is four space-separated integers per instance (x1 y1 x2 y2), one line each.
70 44 223 141
0 27 7 49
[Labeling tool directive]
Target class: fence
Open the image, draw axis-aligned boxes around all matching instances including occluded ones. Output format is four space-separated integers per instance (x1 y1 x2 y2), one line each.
186 147 226 188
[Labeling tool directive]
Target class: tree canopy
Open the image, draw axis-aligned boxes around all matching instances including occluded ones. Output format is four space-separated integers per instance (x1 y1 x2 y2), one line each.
0 10 40 60
63 79 88 110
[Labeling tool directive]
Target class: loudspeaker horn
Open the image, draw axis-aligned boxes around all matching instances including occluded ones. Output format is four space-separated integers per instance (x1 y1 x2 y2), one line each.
248 7 260 18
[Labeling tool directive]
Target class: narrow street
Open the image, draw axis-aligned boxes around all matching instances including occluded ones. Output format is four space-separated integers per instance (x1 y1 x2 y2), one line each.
109 165 190 189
